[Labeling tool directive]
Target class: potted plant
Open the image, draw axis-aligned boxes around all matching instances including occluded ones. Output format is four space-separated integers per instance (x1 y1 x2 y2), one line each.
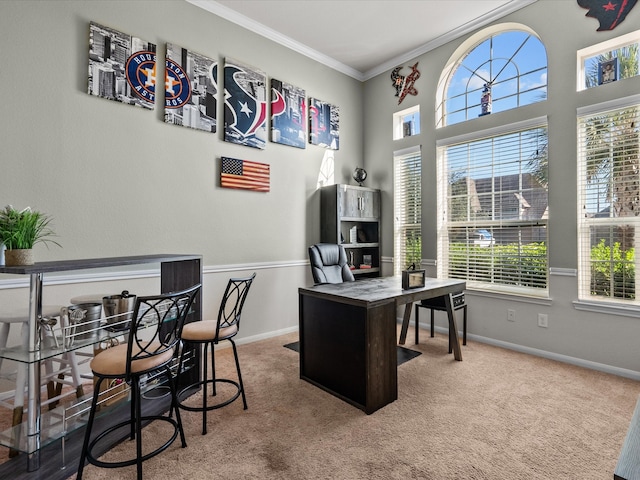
0 205 61 266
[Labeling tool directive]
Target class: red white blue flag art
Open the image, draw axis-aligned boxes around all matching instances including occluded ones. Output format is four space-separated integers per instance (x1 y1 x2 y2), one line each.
164 43 217 133
271 79 306 149
222 58 267 149
577 0 638 31
88 22 156 110
220 157 270 192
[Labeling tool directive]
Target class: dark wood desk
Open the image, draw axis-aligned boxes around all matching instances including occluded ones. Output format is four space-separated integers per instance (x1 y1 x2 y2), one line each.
298 276 466 414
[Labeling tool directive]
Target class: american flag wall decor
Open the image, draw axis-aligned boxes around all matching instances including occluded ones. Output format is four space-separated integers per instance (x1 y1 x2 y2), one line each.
220 157 270 192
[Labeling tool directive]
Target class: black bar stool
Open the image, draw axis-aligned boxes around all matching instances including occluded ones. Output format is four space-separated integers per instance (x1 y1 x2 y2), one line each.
177 273 255 435
77 284 201 480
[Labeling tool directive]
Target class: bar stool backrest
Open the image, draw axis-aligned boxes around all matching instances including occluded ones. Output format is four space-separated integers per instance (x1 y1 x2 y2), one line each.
126 283 201 380
215 273 256 342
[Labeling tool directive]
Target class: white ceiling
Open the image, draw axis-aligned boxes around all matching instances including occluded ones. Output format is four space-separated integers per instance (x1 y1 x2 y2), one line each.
188 0 537 80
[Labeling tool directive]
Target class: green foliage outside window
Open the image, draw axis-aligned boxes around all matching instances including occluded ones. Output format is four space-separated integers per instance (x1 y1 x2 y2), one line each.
449 239 635 298
448 242 547 289
404 234 422 270
590 239 635 299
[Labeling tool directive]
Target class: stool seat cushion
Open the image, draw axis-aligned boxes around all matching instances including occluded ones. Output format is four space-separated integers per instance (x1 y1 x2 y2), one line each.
180 320 237 342
91 342 174 376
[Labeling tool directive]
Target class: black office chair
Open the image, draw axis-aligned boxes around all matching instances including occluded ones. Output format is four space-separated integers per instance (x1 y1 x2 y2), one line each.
77 283 201 480
308 243 355 284
415 292 467 353
177 273 255 435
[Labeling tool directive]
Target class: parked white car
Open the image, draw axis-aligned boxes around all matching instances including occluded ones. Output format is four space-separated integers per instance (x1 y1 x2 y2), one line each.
473 229 495 247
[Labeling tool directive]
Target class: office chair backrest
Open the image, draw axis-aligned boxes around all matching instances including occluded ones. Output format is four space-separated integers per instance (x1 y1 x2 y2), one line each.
308 243 355 284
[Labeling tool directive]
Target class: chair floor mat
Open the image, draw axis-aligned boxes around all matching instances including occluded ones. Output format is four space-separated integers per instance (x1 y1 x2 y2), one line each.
284 341 421 366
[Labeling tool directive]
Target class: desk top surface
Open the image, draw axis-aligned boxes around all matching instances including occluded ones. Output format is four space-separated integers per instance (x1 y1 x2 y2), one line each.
299 276 466 307
0 253 201 275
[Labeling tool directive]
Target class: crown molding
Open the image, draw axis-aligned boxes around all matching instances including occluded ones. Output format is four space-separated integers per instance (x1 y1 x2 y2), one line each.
186 0 365 81
362 0 538 80
187 0 538 82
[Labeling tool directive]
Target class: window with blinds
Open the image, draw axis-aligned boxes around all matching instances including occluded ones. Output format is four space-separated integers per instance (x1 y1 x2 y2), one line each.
437 123 549 295
577 97 640 303
394 147 422 275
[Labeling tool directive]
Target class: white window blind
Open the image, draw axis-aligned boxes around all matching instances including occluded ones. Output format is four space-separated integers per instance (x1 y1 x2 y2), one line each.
394 147 422 275
437 125 549 295
577 101 640 303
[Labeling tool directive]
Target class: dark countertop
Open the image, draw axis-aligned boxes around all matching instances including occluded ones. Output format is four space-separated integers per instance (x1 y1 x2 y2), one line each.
299 276 466 308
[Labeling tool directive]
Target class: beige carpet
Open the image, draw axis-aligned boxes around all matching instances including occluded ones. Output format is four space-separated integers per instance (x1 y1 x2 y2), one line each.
31 329 640 478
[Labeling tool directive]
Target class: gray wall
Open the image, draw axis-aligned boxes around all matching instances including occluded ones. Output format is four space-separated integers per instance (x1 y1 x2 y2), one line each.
1 0 640 379
0 0 363 378
364 0 640 375
0 0 363 265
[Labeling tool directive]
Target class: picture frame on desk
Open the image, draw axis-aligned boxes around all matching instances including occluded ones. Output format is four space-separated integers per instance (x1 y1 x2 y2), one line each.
402 269 425 289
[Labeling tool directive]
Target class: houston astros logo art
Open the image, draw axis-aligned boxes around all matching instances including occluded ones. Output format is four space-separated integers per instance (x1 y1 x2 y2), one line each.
126 51 156 102
165 58 192 109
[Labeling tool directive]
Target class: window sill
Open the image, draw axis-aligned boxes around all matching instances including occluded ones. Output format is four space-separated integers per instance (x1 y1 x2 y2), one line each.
573 299 640 318
466 287 552 306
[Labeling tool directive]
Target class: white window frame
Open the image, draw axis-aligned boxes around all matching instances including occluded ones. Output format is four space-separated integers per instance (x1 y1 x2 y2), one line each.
577 95 640 304
393 105 420 140
393 146 422 275
576 29 640 91
436 26 547 128
437 117 549 297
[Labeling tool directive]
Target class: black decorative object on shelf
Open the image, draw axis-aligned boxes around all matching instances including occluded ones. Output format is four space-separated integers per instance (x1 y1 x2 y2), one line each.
353 167 367 186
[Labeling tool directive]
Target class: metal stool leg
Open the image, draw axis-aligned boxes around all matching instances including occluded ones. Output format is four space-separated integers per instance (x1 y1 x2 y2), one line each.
414 305 419 344
463 305 467 345
431 309 435 337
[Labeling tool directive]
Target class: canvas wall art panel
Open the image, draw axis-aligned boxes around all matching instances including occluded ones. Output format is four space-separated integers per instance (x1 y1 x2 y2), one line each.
164 43 217 133
220 157 270 192
271 79 306 149
309 98 340 150
88 22 156 109
223 58 267 149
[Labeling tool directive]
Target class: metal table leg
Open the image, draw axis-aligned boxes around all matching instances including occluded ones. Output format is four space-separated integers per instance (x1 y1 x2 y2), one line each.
27 272 43 471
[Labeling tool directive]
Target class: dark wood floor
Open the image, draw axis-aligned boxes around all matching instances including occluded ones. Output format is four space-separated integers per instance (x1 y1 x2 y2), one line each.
0 391 177 480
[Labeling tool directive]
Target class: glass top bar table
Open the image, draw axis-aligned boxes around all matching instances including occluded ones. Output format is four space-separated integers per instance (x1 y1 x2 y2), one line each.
0 254 202 472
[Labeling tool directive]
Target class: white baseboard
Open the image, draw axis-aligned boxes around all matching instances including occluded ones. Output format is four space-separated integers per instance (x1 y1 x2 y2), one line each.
417 322 640 381
236 319 640 383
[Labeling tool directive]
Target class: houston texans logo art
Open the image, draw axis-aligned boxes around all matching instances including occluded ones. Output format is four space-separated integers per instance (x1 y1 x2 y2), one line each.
271 90 288 122
219 62 268 149
270 80 306 149
577 0 638 30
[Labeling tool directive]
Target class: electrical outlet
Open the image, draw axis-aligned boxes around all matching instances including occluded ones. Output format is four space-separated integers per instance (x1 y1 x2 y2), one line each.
538 313 548 328
507 309 515 322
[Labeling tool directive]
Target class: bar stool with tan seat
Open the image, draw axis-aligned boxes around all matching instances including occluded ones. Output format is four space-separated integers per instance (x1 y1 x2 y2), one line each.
177 273 255 435
77 283 201 480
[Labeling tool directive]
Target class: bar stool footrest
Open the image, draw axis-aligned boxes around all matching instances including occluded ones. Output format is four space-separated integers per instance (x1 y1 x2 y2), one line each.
177 378 242 412
85 415 181 469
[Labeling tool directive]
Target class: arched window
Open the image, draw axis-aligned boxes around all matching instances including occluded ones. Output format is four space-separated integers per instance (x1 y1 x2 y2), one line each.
436 26 547 127
436 25 549 297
